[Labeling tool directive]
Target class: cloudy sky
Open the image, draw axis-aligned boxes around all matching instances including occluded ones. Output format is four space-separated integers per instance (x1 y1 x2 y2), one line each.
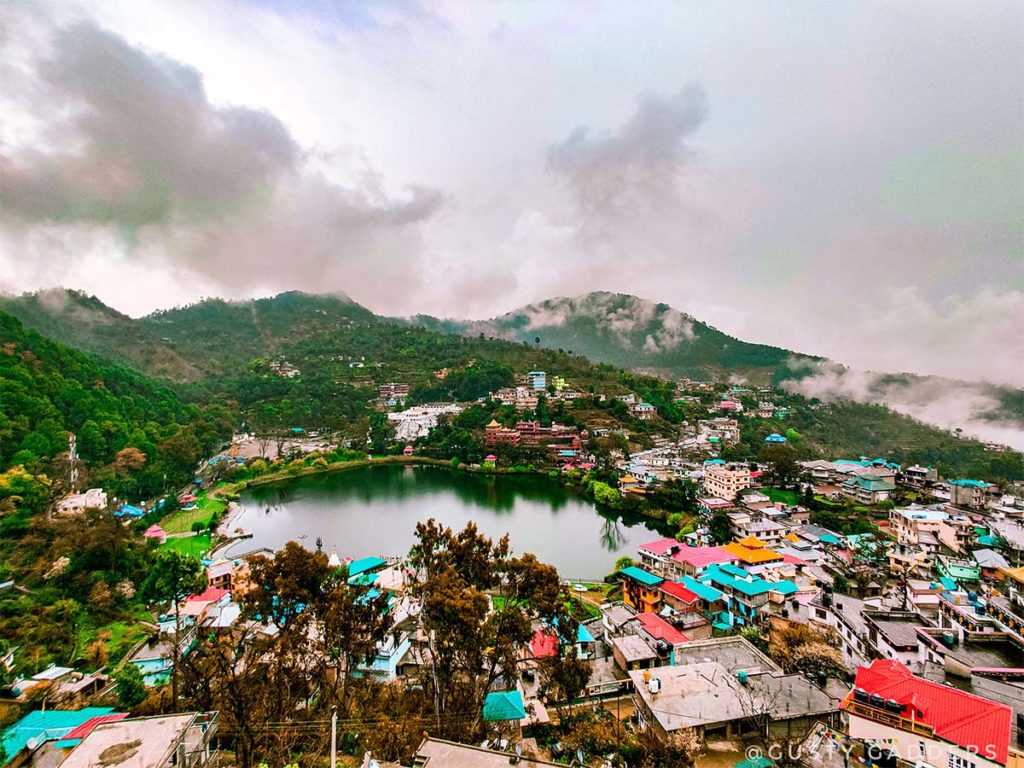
1 0 1021 386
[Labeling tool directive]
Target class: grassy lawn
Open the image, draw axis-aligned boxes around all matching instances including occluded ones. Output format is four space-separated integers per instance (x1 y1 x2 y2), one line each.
764 488 799 506
159 532 212 558
160 493 226 535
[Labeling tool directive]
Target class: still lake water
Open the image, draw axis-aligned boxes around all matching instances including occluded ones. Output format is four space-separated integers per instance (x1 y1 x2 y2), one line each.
224 464 664 578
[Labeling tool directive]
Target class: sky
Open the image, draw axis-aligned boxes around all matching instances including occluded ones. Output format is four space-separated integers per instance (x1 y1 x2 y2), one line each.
1 0 1022 388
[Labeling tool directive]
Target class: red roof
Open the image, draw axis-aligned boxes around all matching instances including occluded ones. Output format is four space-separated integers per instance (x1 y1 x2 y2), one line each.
673 546 737 568
660 581 700 604
530 629 559 658
186 586 231 603
782 554 809 566
63 713 129 740
846 659 1011 764
633 613 689 645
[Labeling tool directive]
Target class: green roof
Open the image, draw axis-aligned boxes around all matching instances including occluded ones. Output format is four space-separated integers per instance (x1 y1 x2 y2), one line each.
2 707 116 765
845 475 895 491
483 690 527 722
619 566 664 587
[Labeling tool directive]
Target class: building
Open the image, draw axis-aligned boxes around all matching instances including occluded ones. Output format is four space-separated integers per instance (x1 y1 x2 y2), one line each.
844 659 1014 768
410 737 563 767
631 637 837 742
484 419 519 447
526 371 547 390
55 488 108 515
619 567 664 613
59 712 219 768
842 475 896 505
951 479 996 509
901 465 938 489
378 382 410 407
632 402 656 421
703 466 752 501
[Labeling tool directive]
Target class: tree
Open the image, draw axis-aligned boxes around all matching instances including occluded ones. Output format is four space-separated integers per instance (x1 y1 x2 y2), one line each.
614 555 635 572
759 443 800 488
142 550 208 706
709 510 732 544
114 663 148 708
113 446 147 475
537 646 591 715
407 519 585 739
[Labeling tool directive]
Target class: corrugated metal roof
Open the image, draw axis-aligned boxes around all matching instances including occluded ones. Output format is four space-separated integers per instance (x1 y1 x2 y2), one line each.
847 659 1011 764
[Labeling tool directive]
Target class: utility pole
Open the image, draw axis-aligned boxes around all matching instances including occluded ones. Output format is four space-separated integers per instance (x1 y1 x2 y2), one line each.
330 706 338 768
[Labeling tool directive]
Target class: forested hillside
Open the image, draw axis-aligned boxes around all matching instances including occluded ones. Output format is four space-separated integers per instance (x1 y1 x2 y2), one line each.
0 312 233 506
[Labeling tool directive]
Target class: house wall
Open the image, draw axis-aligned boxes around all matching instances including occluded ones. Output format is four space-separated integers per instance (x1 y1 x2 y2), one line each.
848 713 1003 768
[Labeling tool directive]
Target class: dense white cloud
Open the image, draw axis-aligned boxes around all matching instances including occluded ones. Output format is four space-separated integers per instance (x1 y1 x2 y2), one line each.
0 0 1021 388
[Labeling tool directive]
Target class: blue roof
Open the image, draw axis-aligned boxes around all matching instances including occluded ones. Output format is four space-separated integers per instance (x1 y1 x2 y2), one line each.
619 567 664 587
680 576 723 602
2 707 117 765
483 690 526 722
114 504 144 518
348 556 387 577
765 434 787 443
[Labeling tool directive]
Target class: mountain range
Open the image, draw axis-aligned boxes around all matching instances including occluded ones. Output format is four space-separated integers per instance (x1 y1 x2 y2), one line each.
1 288 1021 448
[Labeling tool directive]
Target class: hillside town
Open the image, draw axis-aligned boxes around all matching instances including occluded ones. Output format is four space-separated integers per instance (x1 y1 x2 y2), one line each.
3 368 1024 768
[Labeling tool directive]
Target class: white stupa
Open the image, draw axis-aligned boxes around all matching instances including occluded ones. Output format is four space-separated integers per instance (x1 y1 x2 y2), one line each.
328 546 342 568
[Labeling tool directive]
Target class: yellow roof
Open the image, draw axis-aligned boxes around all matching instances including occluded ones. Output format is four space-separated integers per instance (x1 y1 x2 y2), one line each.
1003 566 1024 586
736 535 767 549
724 541 782 564
784 532 799 543
486 419 501 428
620 475 638 484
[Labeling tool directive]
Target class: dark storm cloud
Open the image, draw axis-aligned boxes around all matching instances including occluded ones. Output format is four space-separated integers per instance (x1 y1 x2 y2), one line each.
547 83 709 221
0 10 443 295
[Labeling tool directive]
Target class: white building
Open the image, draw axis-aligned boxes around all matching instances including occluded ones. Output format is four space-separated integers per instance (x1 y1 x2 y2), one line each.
56 488 108 515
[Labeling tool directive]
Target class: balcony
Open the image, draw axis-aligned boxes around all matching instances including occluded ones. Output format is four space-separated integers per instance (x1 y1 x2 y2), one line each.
844 697 935 738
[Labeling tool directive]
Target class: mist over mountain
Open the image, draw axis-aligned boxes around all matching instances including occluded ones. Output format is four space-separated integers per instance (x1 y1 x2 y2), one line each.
407 291 1024 449
1 287 1020 448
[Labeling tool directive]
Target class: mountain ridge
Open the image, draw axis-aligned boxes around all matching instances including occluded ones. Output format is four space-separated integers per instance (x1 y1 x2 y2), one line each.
1 287 1020 447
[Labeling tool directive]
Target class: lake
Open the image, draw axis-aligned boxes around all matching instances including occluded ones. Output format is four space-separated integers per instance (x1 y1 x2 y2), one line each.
223 464 665 578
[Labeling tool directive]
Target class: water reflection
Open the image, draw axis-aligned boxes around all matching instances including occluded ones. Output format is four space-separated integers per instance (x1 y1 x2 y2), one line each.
234 465 663 577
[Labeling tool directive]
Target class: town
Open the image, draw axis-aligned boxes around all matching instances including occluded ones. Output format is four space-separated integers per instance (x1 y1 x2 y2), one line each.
2 365 1024 768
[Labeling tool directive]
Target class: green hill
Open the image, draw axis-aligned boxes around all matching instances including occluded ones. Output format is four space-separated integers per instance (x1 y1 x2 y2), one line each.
0 311 232 504
408 291 821 385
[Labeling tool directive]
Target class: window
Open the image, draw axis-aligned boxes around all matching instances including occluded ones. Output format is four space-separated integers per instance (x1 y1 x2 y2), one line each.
949 754 976 768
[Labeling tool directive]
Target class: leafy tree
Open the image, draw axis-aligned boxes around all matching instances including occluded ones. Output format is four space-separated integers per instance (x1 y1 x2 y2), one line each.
407 519 585 739
114 663 148 708
709 510 732 544
614 555 635 572
142 550 208 706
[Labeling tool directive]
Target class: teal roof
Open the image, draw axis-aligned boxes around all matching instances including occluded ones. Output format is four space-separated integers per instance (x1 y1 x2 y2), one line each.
2 708 116 765
619 566 664 587
681 576 724 602
699 564 797 598
978 534 1000 546
939 577 957 591
348 556 387 577
951 479 991 488
820 533 840 545
483 690 526 722
737 757 775 768
845 475 895 491
703 458 725 465
577 624 595 644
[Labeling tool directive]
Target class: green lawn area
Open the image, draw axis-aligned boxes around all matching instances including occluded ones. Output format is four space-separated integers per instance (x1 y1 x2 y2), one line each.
159 532 212 558
764 488 799 506
160 493 226 534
